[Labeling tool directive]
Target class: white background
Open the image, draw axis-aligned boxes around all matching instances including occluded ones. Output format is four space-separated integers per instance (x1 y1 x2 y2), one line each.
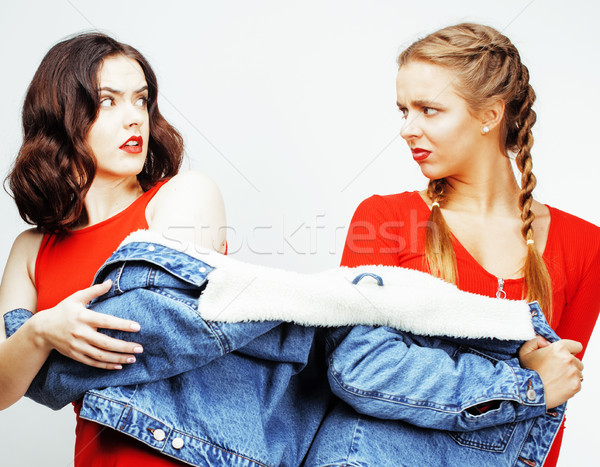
0 1 598 465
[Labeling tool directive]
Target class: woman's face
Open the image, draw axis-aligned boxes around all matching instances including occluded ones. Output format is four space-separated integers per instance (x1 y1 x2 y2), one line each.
86 55 150 183
395 61 484 181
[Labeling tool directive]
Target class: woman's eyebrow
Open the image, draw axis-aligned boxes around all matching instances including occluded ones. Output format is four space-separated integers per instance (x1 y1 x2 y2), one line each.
99 85 148 95
412 99 443 107
397 99 443 108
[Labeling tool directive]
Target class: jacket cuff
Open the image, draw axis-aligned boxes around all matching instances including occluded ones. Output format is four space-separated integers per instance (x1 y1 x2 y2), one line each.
3 308 33 338
504 358 547 417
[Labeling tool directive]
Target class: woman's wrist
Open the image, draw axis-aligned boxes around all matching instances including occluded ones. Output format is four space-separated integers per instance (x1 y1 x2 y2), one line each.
25 311 53 355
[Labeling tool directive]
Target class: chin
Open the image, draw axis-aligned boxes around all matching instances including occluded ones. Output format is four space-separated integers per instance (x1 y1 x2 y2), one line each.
124 157 147 175
418 167 445 181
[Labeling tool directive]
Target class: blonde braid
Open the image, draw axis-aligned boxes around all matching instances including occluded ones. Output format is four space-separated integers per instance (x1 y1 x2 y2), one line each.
425 179 458 284
399 23 552 314
513 75 553 316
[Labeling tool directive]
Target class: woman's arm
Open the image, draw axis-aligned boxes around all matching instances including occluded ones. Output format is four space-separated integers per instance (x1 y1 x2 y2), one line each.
552 245 600 359
0 230 51 409
1 172 298 409
0 172 232 409
517 226 599 409
0 231 142 410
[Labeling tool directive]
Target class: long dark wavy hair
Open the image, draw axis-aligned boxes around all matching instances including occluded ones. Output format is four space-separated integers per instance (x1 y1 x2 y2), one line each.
6 32 184 233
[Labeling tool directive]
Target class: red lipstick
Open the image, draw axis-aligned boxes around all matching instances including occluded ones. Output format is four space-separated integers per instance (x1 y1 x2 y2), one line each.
120 135 143 154
411 148 431 162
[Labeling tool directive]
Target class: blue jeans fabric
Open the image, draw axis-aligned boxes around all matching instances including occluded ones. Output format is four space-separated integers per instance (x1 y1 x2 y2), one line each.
305 303 564 467
3 240 560 466
5 241 330 466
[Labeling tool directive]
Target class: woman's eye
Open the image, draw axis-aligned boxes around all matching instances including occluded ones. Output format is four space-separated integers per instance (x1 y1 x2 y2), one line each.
423 107 438 116
135 96 148 107
398 108 408 119
99 97 113 108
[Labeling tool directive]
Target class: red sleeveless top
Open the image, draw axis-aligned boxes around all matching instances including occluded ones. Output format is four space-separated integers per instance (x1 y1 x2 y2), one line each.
35 179 186 466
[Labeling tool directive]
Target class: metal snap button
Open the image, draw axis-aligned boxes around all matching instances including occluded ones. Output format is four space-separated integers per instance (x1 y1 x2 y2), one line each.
526 388 537 401
172 437 185 449
199 266 207 273
153 428 166 441
148 245 156 252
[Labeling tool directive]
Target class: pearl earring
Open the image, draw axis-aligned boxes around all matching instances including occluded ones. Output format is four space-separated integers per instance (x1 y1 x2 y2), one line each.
482 126 490 134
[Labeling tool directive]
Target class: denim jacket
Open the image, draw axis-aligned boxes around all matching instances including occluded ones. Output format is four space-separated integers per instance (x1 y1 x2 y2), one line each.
305 303 563 467
5 241 330 466
3 231 557 466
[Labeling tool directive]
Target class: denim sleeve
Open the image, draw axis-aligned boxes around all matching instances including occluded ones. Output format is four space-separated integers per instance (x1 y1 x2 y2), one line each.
327 326 547 432
3 288 283 410
3 309 31 338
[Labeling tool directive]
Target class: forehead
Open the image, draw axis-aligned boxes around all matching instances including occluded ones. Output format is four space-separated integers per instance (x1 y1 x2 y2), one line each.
395 61 461 103
97 55 147 89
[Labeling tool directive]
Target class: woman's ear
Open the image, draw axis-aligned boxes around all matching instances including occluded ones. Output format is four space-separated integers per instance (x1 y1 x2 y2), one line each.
480 99 505 133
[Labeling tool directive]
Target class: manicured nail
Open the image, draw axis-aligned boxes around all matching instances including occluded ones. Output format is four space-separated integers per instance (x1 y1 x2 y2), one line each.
114 364 123 370
127 357 136 363
133 346 143 354
130 322 141 331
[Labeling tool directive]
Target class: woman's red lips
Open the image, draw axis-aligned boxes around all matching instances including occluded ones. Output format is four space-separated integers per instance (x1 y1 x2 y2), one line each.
120 135 143 154
411 148 431 161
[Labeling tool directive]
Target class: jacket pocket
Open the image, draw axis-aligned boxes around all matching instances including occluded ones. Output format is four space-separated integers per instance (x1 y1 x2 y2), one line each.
444 344 521 452
447 421 518 452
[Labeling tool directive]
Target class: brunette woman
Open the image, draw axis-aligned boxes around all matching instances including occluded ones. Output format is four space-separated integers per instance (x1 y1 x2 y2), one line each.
0 33 225 465
308 23 599 466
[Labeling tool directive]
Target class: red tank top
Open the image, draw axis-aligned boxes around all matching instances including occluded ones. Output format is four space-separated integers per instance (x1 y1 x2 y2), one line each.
35 179 187 466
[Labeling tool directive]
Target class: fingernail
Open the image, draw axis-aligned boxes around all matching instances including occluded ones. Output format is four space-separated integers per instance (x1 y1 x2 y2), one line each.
114 364 123 370
130 323 141 331
133 346 143 353
127 357 136 363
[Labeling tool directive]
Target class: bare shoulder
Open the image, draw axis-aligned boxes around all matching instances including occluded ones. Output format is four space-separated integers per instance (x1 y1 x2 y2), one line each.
530 200 551 253
149 171 223 213
531 200 551 230
163 170 221 192
532 200 550 219
147 171 226 252
1 229 43 324
8 229 44 273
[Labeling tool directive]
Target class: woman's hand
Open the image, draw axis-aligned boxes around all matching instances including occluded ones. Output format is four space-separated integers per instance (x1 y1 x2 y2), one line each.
519 336 584 409
33 280 143 370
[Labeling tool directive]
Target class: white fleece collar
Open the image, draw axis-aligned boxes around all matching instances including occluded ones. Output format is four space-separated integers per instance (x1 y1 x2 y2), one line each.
120 230 535 341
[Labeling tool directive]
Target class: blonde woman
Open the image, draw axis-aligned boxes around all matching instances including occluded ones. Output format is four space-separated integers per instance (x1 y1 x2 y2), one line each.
308 23 600 466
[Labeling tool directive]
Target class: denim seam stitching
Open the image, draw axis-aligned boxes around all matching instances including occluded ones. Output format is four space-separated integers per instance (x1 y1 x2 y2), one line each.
147 287 199 310
81 393 269 467
142 287 227 354
329 359 521 413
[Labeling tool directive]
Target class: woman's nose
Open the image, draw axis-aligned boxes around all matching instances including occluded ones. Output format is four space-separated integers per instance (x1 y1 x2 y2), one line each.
124 104 145 128
400 114 423 141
